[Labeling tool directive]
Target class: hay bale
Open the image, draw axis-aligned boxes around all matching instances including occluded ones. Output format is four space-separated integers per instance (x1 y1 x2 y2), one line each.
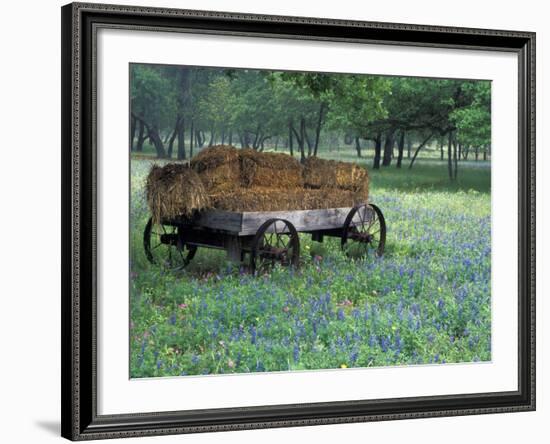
190 145 241 193
146 163 210 224
353 179 370 204
239 149 304 189
303 157 369 199
209 188 361 212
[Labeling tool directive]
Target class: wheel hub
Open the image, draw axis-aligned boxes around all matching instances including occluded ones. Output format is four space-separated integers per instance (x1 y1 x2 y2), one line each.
349 231 372 243
259 246 288 260
160 233 179 246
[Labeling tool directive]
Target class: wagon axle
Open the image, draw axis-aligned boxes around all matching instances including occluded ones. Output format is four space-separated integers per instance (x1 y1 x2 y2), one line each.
258 246 289 260
348 231 373 243
159 233 179 246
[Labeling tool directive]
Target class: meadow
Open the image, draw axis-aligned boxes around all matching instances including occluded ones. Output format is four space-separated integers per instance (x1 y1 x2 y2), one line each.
129 153 491 378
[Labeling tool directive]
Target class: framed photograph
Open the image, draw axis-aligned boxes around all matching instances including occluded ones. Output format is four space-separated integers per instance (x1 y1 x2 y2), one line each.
61 2 535 440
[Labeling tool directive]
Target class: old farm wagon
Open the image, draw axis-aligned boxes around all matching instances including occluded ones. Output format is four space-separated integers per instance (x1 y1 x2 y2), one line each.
143 146 386 273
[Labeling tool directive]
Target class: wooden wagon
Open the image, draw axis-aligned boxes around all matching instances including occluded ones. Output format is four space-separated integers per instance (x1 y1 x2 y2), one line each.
144 203 386 273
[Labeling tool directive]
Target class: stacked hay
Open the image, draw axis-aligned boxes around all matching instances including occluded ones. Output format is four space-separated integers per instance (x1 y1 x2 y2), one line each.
146 163 210 224
190 145 240 193
146 146 370 217
209 188 361 212
303 157 369 203
239 148 304 189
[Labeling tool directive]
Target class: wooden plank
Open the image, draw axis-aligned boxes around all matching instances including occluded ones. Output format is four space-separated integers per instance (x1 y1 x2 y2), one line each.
224 235 242 262
193 211 243 234
193 206 377 237
192 207 354 236
241 207 351 235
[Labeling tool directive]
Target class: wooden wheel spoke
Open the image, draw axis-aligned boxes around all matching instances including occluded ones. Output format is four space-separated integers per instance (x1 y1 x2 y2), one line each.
280 235 289 249
365 214 378 231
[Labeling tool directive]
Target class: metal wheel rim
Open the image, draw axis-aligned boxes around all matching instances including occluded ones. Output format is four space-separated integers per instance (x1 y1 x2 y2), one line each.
341 204 386 258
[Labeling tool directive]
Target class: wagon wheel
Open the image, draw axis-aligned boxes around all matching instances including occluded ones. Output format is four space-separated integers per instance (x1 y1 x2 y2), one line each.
250 218 300 274
143 217 197 270
341 204 386 258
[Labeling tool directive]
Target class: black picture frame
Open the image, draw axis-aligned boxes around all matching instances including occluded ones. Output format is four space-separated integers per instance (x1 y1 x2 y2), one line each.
61 2 536 440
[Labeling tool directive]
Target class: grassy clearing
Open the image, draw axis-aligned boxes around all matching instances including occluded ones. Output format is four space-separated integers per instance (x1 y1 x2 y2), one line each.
129 157 491 378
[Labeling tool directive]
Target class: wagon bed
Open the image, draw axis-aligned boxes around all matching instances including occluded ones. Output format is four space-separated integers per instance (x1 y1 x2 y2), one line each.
194 207 353 235
144 203 386 273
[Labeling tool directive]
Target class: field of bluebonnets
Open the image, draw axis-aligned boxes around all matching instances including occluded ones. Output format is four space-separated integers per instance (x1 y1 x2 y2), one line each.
129 156 491 378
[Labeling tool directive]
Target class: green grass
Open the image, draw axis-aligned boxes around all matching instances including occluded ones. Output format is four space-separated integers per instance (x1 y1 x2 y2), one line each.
129 156 491 378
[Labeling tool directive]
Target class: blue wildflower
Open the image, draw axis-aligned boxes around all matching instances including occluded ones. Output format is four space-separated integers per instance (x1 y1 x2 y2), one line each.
293 345 300 363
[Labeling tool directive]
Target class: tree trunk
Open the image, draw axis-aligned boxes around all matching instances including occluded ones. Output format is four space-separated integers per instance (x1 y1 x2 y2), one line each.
453 139 458 179
221 129 225 145
447 131 454 181
313 102 327 156
177 117 186 160
228 130 233 146
252 125 262 150
148 127 167 159
382 130 395 166
396 130 405 168
305 127 313 157
136 120 145 152
197 130 205 148
373 133 382 169
130 115 136 151
167 116 181 159
208 131 215 147
475 146 479 161
131 113 165 157
355 137 362 157
177 66 191 158
301 118 307 161
288 122 294 157
189 120 194 158
408 133 434 169
483 150 487 161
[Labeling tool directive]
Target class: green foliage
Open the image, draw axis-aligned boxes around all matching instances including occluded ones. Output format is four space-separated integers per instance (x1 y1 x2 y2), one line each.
130 65 177 129
196 75 237 134
130 64 491 165
450 81 491 149
326 75 391 135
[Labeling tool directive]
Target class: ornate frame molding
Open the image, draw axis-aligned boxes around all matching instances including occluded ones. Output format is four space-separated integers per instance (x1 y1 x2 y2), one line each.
61 2 535 440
